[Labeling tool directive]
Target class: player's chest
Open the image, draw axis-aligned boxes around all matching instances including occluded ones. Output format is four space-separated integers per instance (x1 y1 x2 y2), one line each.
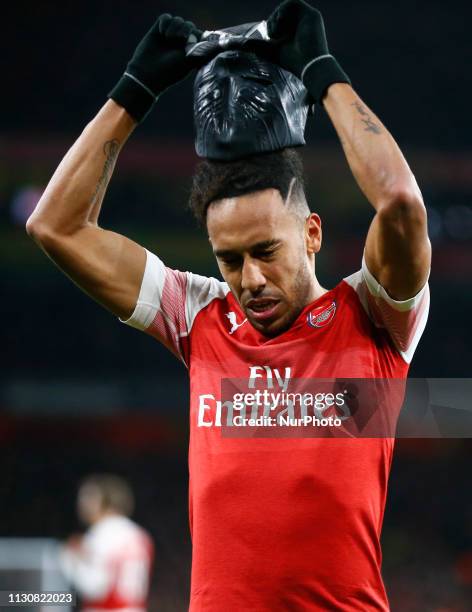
189 297 377 382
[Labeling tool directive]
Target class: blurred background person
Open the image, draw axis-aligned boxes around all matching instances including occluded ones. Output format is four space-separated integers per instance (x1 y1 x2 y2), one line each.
59 474 154 612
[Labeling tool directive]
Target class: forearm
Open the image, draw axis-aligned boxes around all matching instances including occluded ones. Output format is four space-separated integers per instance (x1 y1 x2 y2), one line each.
26 99 136 238
322 83 423 211
59 548 110 599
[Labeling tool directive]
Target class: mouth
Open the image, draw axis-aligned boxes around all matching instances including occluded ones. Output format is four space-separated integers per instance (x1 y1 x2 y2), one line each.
245 298 281 322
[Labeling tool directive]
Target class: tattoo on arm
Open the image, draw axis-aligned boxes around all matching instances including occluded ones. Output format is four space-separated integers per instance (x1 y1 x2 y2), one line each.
351 101 382 134
90 139 120 206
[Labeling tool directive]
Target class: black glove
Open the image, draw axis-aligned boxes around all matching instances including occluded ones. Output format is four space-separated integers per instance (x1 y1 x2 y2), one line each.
108 14 202 123
266 0 350 103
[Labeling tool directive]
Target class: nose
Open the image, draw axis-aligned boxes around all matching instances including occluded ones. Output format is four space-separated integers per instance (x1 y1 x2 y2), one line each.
241 258 266 293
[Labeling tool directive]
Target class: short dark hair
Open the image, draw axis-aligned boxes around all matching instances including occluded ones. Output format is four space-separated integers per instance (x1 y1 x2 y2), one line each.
189 147 308 226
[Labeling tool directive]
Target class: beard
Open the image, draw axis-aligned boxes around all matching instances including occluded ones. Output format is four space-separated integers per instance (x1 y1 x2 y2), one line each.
262 256 315 337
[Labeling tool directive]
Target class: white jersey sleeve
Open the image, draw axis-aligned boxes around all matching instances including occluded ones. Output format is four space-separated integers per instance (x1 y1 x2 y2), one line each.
59 544 111 600
119 248 230 366
59 516 153 609
344 255 430 364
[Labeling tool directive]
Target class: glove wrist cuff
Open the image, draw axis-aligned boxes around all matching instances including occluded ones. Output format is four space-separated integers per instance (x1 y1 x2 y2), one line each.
301 54 351 103
108 73 159 124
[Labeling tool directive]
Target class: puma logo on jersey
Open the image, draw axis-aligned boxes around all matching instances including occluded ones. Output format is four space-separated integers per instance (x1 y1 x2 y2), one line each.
226 311 247 334
307 301 336 328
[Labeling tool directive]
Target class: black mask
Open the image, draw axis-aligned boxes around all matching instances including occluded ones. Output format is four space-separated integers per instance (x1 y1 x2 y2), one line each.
192 48 310 161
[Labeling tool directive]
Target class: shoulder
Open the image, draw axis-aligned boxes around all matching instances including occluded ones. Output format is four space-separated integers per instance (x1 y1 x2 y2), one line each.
86 516 150 554
185 271 231 330
341 257 430 363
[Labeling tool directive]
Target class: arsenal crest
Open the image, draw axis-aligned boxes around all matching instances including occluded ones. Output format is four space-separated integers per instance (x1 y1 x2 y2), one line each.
307 301 337 328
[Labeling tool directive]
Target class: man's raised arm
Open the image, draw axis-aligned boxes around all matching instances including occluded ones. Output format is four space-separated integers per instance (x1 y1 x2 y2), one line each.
26 101 143 320
266 0 431 301
322 85 431 301
26 14 202 320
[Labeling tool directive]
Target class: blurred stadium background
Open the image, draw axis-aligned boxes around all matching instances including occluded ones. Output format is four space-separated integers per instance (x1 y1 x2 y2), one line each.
1 1 471 610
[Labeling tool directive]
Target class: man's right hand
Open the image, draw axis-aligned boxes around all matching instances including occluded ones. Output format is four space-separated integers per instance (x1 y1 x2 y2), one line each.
109 14 203 123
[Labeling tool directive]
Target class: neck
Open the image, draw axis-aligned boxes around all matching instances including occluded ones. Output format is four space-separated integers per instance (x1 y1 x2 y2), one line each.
90 509 120 525
305 273 328 306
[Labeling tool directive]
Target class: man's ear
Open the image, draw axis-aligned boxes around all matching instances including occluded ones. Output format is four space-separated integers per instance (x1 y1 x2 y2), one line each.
305 213 322 255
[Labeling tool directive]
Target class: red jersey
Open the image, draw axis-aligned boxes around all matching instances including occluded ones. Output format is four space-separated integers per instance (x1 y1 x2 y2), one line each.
59 515 154 612
121 249 429 611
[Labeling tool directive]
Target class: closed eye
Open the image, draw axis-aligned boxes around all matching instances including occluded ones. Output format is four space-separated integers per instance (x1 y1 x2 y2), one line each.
220 257 243 269
254 250 276 261
214 241 281 267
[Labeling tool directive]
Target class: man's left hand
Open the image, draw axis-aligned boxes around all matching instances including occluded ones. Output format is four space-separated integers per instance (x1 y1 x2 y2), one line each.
266 0 350 102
